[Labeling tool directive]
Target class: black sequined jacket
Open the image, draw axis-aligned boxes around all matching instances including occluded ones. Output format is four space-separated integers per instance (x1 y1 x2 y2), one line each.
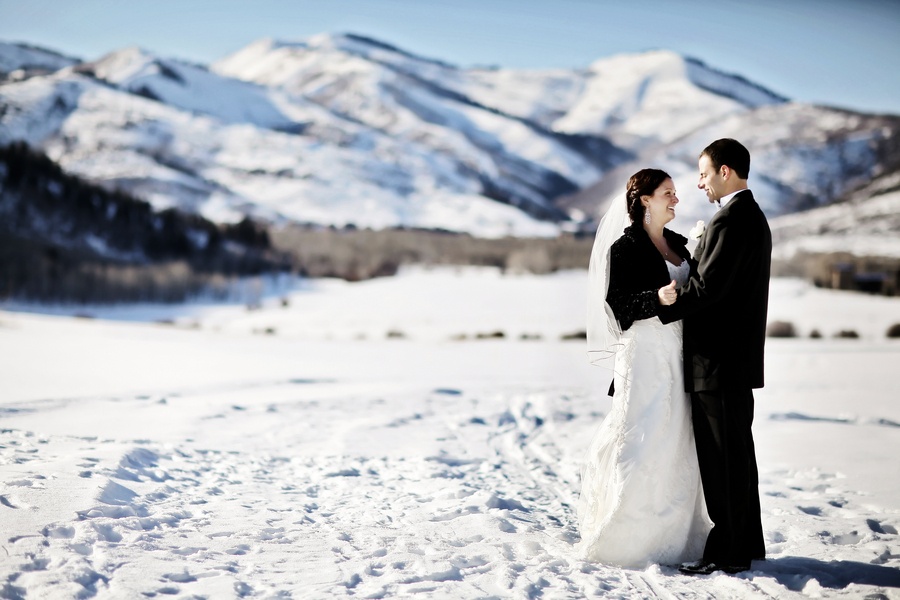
606 223 695 331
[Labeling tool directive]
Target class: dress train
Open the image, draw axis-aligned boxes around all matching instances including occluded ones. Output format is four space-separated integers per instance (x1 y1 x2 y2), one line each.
577 317 711 568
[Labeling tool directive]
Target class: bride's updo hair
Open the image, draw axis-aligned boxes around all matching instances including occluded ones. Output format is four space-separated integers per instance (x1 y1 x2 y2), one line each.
626 168 671 223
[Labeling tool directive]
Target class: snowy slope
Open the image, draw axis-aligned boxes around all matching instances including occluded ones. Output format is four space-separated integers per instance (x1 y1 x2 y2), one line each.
672 104 899 212
216 37 784 148
565 103 900 238
214 34 588 141
770 170 900 259
213 34 617 199
553 51 785 145
82 46 297 129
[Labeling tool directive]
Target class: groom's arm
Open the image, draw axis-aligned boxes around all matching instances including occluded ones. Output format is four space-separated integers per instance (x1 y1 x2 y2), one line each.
658 216 749 324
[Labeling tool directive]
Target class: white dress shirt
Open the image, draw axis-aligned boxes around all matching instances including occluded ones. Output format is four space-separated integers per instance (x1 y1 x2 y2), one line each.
718 188 749 209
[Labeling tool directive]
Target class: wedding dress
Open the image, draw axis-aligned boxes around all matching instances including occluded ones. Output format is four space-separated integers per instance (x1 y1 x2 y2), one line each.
577 260 711 568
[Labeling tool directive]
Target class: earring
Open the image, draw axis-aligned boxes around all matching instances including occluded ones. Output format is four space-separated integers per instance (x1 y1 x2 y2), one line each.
644 210 651 225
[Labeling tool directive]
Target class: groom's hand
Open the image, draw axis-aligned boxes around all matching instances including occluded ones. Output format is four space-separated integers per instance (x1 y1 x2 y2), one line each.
658 280 678 306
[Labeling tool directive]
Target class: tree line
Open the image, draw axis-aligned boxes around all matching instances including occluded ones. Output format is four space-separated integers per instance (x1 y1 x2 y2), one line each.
0 142 286 303
270 225 593 282
1 142 593 304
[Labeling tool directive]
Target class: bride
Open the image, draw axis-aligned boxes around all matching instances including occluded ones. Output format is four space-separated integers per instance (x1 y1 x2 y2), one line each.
577 169 711 568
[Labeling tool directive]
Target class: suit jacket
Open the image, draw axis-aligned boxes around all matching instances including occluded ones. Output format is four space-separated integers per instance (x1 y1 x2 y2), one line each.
606 223 695 331
658 190 772 392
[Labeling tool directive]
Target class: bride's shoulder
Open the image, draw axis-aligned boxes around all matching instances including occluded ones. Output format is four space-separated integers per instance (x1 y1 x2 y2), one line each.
610 226 642 258
611 226 638 247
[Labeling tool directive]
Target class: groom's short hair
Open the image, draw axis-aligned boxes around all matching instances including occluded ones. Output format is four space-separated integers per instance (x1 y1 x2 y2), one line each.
701 138 750 180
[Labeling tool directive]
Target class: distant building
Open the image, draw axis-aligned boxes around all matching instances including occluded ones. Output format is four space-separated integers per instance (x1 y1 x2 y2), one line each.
827 261 899 296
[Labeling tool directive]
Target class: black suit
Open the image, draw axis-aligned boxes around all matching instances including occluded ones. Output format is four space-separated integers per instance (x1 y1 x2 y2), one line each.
659 189 771 566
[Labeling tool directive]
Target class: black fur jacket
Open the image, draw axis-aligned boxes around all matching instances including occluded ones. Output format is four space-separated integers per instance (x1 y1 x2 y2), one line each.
606 223 695 331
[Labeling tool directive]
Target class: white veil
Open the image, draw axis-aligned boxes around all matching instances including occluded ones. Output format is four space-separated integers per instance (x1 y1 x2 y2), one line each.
586 194 631 368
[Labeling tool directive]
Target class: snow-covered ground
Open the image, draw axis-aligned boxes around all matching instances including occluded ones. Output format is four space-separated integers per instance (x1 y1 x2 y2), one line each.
1 268 899 598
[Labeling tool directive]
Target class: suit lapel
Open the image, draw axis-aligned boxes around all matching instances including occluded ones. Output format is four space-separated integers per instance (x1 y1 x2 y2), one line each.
695 208 724 256
696 190 753 257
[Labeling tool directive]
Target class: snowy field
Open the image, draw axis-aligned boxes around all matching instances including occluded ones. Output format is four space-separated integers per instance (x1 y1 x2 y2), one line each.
1 268 899 599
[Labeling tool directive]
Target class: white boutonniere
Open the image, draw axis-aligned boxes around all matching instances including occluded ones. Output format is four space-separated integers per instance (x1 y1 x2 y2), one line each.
689 220 706 240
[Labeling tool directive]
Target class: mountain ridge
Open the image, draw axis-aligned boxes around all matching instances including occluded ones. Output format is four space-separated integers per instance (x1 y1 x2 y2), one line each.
1 33 898 247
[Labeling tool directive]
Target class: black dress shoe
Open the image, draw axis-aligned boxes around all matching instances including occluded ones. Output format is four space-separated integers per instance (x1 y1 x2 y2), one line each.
678 561 717 575
679 561 751 576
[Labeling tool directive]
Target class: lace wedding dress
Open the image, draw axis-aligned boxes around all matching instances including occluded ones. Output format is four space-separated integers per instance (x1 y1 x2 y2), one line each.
577 261 711 568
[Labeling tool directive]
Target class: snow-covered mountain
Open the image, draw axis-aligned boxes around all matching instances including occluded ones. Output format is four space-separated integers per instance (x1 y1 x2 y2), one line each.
212 35 627 208
1 34 898 244
79 46 297 130
215 36 783 149
769 167 900 259
0 41 78 81
560 103 900 235
0 72 534 235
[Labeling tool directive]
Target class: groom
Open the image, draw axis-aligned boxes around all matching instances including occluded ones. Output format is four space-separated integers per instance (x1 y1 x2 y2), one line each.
658 138 771 575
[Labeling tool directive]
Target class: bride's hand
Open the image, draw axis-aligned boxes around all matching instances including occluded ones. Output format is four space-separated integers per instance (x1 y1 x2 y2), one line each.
658 280 677 305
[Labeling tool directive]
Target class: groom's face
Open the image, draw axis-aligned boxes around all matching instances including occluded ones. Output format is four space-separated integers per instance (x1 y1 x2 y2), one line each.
698 154 725 203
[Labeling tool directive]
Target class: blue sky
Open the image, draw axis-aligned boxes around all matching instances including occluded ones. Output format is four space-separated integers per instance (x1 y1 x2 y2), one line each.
1 0 898 115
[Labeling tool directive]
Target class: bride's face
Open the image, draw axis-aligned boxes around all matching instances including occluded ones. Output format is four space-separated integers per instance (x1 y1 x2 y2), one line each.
642 178 678 226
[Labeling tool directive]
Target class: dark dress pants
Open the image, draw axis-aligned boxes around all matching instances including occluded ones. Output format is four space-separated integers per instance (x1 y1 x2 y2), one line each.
691 389 766 565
